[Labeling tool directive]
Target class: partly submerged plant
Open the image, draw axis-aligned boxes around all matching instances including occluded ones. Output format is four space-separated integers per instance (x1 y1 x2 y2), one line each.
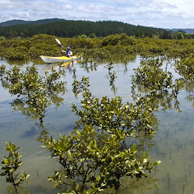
0 142 30 194
0 64 67 124
38 124 160 194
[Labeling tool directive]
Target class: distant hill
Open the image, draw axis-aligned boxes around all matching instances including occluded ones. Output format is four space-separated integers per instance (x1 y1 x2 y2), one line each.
165 28 194 34
0 18 65 27
171 29 194 34
0 20 29 26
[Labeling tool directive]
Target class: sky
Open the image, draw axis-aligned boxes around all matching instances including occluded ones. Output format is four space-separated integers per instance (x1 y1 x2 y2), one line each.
0 0 194 29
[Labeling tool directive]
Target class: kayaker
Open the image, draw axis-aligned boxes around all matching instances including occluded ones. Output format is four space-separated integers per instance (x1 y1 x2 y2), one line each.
61 47 72 57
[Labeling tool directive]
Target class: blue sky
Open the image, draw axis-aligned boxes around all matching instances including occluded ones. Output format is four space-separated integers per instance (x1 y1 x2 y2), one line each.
0 0 194 29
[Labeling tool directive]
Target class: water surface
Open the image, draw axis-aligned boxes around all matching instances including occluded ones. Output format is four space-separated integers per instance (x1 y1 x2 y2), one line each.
0 56 194 194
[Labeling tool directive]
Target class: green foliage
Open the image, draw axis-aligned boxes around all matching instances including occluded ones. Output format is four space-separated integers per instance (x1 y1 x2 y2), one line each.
177 32 184 40
172 31 185 40
160 30 173 39
89 33 96 38
175 55 194 107
0 64 6 73
80 34 87 39
135 30 145 38
117 27 123 34
35 73 161 193
39 124 160 193
5 45 29 60
184 33 194 39
71 91 156 138
0 34 61 60
132 58 173 92
102 33 135 46
1 64 66 123
175 55 194 80
0 36 5 40
1 34 194 61
0 142 30 193
131 58 181 111
66 37 101 49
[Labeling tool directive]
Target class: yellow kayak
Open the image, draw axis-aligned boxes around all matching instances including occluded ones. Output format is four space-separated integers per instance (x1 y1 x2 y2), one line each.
40 55 81 63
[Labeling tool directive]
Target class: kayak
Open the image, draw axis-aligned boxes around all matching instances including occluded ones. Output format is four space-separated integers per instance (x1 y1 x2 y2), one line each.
40 55 81 63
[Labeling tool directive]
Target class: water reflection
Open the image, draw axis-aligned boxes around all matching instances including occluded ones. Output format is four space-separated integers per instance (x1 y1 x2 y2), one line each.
79 54 137 74
43 61 73 74
79 61 98 73
176 78 194 107
72 75 90 98
6 185 31 194
104 64 118 95
116 176 159 194
21 126 39 138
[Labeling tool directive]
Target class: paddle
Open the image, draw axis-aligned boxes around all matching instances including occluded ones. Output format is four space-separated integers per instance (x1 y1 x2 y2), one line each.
55 38 63 48
55 38 72 59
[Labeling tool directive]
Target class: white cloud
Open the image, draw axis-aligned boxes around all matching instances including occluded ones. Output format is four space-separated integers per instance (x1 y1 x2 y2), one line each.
77 4 127 16
149 2 177 10
30 1 72 12
0 0 194 28
0 0 25 11
0 0 72 12
77 4 102 13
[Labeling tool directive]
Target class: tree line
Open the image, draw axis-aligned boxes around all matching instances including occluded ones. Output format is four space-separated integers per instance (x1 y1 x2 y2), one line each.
0 19 163 38
1 19 194 40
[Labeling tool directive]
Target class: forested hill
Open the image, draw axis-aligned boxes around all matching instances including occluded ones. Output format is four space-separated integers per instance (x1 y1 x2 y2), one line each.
0 19 164 38
0 18 65 27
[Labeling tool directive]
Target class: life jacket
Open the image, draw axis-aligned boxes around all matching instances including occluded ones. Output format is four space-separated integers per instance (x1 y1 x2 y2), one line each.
66 50 72 57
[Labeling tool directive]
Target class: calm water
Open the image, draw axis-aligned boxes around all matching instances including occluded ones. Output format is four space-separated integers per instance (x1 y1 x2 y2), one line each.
0 56 194 194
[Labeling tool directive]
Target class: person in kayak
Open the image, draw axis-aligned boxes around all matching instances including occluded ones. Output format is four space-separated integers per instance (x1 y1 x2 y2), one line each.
61 46 72 57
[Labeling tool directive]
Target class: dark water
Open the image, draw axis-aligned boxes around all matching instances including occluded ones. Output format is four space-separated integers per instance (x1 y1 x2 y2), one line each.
0 56 194 194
